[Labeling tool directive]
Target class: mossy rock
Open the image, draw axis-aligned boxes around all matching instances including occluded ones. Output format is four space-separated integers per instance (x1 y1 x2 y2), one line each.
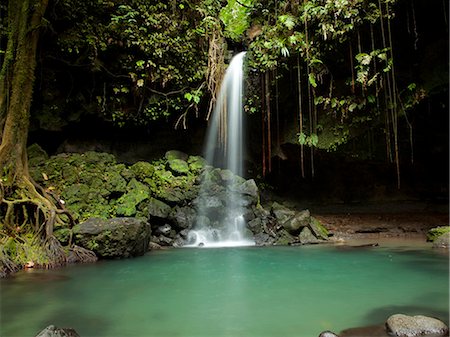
148 198 172 219
427 226 450 242
309 217 329 240
165 150 188 162
73 217 151 258
104 170 127 194
130 161 155 180
116 179 150 216
27 144 48 167
167 158 189 175
188 156 207 172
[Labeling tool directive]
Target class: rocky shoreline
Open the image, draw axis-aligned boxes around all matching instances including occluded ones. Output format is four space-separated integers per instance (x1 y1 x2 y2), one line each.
36 313 449 337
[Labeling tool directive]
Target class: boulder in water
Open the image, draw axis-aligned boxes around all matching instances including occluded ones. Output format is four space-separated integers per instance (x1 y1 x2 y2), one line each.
35 325 80 337
73 217 151 258
386 314 449 337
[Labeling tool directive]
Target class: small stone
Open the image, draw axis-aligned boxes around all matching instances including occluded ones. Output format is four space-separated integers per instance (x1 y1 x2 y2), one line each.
318 331 339 337
386 314 449 337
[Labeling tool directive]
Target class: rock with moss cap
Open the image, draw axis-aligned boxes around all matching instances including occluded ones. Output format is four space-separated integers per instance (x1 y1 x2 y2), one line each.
73 217 151 258
427 226 450 248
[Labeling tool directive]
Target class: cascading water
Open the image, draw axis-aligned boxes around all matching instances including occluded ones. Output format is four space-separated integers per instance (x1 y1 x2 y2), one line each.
186 52 255 248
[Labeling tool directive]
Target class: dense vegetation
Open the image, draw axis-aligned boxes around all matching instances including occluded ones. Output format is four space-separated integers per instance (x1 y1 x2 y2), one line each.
0 0 448 272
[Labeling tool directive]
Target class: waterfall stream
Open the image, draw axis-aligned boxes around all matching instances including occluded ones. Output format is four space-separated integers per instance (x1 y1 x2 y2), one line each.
186 52 254 247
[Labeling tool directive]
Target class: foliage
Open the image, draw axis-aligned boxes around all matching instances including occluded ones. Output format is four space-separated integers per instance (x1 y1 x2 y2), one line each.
39 0 224 128
220 0 254 40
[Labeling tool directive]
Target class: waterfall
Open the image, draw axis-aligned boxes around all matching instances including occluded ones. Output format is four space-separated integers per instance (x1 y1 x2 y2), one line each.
185 52 255 248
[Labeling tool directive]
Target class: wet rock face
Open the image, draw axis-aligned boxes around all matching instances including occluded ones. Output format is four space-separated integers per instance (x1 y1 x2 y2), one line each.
73 218 151 258
386 314 449 337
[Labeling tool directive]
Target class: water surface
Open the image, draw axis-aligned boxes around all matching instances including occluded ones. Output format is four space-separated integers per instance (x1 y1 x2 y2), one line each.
1 244 448 337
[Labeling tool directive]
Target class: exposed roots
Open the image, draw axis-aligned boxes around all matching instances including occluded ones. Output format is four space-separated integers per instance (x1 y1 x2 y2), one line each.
0 246 20 277
206 27 226 121
43 236 68 268
0 176 74 238
68 245 98 264
0 175 95 277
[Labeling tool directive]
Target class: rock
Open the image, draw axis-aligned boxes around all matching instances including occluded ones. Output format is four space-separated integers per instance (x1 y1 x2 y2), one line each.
148 198 172 219
433 232 449 248
169 206 196 229
130 161 155 180
165 150 189 162
386 314 449 337
116 179 150 216
254 232 275 246
73 218 151 258
309 216 329 240
271 202 296 225
35 325 80 337
156 224 172 236
152 235 173 246
168 158 190 175
104 170 127 194
299 227 319 244
149 242 162 250
274 229 296 245
318 331 340 337
229 178 259 199
248 218 263 234
427 226 450 242
27 143 49 167
188 155 207 172
283 210 310 233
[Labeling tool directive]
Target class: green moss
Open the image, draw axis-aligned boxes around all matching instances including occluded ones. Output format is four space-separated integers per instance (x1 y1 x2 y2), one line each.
168 158 189 175
427 226 450 242
116 179 150 216
130 161 155 180
27 144 48 167
309 217 329 240
0 235 51 268
188 155 207 172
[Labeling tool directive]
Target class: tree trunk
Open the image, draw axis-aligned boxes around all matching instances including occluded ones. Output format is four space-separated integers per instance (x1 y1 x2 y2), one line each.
0 0 48 176
0 0 59 237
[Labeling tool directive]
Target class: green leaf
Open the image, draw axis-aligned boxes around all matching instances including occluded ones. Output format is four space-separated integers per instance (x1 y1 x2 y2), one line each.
407 83 416 91
348 103 357 112
310 133 319 147
184 93 193 101
298 132 307 145
308 73 317 88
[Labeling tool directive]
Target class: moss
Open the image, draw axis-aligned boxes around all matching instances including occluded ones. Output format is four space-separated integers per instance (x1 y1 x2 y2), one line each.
130 161 155 180
116 179 150 216
0 234 52 268
309 217 329 240
167 158 189 175
188 155 207 172
54 228 72 245
27 143 48 167
104 170 127 194
427 226 450 242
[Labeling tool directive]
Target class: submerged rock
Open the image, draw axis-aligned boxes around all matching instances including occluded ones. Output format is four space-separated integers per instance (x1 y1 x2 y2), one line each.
73 218 151 258
386 314 449 337
35 325 80 337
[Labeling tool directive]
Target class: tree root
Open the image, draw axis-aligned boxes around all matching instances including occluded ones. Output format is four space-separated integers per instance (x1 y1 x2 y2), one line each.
0 247 20 277
68 245 98 264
